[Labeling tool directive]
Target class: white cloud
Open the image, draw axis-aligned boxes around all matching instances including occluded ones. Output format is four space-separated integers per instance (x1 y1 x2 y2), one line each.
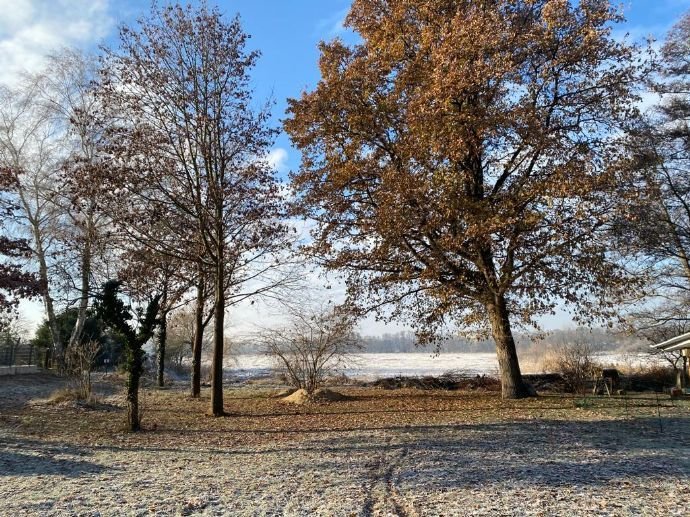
0 0 35 32
266 147 289 173
0 0 112 86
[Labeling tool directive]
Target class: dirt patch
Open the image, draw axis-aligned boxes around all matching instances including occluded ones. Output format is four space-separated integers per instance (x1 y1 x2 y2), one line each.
282 388 350 404
366 372 501 391
29 392 122 413
365 372 572 394
523 373 567 392
272 388 297 398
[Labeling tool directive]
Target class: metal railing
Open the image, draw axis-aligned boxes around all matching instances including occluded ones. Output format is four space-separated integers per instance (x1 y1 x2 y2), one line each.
0 342 46 368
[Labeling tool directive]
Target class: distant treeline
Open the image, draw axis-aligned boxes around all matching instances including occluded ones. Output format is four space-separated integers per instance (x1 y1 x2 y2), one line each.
361 332 494 353
358 328 644 354
233 327 645 355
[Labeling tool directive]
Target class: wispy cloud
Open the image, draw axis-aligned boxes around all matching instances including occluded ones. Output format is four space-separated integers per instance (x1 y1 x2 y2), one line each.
315 7 349 38
0 0 113 86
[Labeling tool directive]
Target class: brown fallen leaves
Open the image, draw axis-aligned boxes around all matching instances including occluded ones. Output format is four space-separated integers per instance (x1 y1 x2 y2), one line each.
3 374 687 452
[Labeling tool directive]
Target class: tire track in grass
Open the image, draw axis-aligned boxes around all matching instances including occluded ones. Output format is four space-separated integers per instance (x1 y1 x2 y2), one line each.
361 442 417 517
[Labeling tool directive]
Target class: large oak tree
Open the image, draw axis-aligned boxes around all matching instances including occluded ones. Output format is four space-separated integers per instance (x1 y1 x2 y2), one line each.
286 0 643 398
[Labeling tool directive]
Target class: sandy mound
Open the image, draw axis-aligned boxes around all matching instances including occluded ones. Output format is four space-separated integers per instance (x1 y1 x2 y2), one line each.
281 388 349 404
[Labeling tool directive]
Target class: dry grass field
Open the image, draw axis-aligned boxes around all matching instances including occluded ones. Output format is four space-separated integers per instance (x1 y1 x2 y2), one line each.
1 373 689 516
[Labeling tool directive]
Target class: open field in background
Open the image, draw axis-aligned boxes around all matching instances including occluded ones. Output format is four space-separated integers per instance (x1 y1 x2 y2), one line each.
223 352 662 382
1 373 689 516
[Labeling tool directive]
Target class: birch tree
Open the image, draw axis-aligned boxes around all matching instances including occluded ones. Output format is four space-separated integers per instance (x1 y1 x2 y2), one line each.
0 82 64 360
34 49 112 351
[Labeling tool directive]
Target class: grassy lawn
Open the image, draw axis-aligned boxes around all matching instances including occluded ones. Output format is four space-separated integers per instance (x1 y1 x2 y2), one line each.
1 374 689 515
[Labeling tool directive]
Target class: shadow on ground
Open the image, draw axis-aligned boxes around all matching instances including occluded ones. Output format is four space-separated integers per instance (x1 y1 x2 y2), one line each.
0 440 113 478
6 416 687 488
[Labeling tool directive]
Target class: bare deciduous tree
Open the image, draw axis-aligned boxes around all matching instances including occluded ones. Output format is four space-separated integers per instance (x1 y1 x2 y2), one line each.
0 82 64 360
97 2 292 415
0 49 114 366
33 49 113 352
616 12 690 351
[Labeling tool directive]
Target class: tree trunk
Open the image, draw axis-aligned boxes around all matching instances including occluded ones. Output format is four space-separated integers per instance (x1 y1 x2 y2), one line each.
69 228 91 346
486 294 534 399
191 270 204 398
34 234 61 368
127 345 143 432
156 278 169 388
43 347 51 369
210 256 225 417
157 309 168 388
68 215 93 350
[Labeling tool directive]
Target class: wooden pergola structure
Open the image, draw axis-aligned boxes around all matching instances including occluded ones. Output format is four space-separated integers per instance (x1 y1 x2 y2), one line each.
651 332 690 391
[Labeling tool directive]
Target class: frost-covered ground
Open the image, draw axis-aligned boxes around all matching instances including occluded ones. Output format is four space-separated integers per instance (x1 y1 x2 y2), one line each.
1 374 688 516
230 352 500 381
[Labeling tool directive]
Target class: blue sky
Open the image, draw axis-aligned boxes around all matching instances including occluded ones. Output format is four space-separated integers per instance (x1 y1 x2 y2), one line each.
2 0 690 334
137 0 690 176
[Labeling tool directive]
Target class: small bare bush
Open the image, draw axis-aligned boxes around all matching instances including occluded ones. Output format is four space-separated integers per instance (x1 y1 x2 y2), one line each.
261 305 363 394
64 340 100 400
543 342 599 393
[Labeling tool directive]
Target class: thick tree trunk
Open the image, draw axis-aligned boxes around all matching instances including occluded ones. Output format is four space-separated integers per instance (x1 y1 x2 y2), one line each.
210 257 225 417
191 271 204 398
486 294 534 399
